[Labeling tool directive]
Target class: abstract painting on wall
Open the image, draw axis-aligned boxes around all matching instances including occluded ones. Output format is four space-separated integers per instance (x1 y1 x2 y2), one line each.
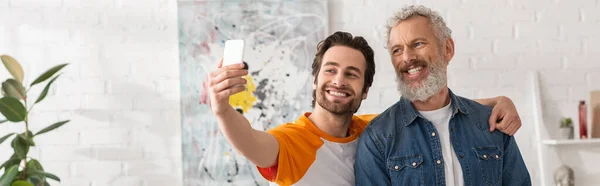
177 1 327 185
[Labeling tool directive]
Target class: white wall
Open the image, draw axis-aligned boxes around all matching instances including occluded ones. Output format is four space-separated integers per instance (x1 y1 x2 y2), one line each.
0 0 182 186
0 0 598 185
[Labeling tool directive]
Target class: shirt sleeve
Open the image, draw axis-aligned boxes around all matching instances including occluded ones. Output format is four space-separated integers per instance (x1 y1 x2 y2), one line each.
501 135 532 185
256 124 323 185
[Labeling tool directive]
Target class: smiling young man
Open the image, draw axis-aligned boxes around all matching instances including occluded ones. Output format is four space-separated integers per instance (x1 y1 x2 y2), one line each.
206 31 523 186
354 5 531 186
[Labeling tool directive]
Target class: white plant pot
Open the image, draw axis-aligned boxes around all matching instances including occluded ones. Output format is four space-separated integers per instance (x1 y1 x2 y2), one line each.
559 127 574 139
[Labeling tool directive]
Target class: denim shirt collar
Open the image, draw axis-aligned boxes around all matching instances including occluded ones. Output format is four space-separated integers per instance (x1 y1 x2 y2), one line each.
397 88 470 127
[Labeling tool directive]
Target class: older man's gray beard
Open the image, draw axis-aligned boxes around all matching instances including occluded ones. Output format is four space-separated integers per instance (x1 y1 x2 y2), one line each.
395 59 447 102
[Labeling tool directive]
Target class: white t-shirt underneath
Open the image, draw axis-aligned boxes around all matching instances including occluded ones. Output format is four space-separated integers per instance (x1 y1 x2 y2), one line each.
419 101 464 186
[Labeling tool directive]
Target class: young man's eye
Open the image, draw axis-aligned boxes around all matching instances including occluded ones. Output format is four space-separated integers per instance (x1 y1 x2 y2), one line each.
346 73 358 78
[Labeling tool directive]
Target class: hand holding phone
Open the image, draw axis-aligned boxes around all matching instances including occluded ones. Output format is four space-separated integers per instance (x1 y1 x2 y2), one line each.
206 43 249 114
217 39 247 91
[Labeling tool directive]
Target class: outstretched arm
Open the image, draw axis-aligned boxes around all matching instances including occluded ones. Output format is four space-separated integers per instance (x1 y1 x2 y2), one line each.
206 58 279 168
474 96 522 136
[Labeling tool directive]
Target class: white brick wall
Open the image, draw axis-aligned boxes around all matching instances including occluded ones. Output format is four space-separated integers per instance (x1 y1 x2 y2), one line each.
0 0 181 185
1 0 599 185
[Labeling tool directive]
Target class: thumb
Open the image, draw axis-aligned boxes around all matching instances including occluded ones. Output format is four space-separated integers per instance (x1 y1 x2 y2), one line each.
489 107 501 132
200 75 210 105
217 58 224 68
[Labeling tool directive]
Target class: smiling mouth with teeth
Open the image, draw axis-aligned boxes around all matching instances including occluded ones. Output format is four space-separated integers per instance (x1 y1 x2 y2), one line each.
400 60 429 76
407 66 424 75
327 90 349 97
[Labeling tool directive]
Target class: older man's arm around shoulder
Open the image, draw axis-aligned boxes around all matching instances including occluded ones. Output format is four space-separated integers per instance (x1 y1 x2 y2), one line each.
354 126 390 185
502 134 532 185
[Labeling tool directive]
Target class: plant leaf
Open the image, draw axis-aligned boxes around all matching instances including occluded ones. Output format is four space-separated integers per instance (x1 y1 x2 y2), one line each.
34 120 69 136
0 97 27 122
30 64 68 87
11 180 34 186
0 165 19 186
17 133 34 147
2 79 26 100
27 171 59 182
27 177 40 186
28 179 49 186
26 159 43 172
25 131 34 146
0 154 20 171
0 133 15 145
27 176 46 186
26 160 44 186
11 134 29 159
0 55 25 84
34 74 61 104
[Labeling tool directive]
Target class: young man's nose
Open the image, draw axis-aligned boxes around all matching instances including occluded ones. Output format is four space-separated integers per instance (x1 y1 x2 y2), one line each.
331 73 348 87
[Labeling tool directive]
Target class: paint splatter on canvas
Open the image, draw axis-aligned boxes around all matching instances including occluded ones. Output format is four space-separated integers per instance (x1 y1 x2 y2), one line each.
177 1 327 185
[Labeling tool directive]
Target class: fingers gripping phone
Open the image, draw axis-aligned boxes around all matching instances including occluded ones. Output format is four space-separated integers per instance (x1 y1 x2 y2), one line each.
222 39 247 89
223 40 245 67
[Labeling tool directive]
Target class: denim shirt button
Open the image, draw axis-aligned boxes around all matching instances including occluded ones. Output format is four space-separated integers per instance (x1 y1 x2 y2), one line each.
495 155 499 159
436 160 441 164
412 162 417 167
431 132 436 137
483 155 488 159
394 165 399 170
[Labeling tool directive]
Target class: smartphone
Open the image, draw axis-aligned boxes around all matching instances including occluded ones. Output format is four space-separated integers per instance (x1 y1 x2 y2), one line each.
222 39 245 67
222 39 246 90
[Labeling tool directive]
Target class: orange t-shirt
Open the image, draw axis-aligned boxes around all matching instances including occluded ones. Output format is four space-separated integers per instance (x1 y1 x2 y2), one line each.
256 112 377 186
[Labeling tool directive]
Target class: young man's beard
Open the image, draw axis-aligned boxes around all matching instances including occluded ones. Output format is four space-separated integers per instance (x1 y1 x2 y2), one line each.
314 85 363 115
395 55 447 102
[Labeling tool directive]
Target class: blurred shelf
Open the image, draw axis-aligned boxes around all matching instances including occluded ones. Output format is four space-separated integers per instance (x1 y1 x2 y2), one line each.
542 138 600 145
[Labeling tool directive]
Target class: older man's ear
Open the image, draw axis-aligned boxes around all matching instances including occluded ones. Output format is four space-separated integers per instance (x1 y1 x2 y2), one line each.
443 38 455 65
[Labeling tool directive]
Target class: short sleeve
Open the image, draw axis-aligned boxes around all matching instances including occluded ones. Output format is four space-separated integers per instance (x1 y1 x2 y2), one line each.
256 124 324 185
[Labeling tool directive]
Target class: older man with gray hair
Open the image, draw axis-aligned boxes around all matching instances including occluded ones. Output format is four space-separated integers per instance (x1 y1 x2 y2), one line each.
354 5 531 186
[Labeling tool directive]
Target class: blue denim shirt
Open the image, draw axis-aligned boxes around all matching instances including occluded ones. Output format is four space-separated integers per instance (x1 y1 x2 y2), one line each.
354 89 531 186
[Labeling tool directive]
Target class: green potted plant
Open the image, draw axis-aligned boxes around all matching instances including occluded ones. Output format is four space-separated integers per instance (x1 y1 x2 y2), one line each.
559 117 574 140
0 54 69 186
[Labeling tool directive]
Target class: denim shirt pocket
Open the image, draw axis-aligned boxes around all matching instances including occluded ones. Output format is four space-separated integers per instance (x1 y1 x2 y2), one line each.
387 155 424 186
473 146 503 186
